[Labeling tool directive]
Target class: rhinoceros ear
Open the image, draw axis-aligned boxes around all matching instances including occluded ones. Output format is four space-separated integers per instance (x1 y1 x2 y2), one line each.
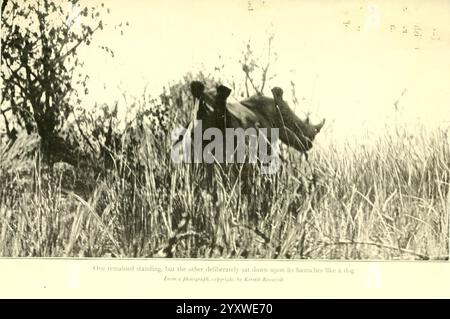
190 81 205 99
216 85 232 101
271 87 284 101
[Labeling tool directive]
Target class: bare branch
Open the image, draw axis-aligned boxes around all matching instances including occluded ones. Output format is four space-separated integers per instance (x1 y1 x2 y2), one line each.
244 76 249 97
245 71 260 95
0 106 13 137
0 107 12 114
1 0 9 15
72 110 98 156
260 35 273 94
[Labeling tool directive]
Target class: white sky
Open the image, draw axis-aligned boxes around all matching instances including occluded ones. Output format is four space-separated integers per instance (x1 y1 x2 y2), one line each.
77 0 450 141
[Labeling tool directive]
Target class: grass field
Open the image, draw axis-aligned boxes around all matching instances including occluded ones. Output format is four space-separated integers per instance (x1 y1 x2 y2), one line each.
0 113 449 259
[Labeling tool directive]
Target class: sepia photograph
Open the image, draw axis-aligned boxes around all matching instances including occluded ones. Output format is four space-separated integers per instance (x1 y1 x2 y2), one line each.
1 0 449 265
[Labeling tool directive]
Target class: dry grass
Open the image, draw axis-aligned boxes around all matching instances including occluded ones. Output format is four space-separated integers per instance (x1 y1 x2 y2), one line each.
0 119 449 259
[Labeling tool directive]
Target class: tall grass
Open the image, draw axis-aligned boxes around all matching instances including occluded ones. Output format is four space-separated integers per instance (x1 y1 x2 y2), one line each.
0 119 448 259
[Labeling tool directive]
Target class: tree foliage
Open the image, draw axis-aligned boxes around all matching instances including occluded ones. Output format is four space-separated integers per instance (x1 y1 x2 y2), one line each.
1 0 111 163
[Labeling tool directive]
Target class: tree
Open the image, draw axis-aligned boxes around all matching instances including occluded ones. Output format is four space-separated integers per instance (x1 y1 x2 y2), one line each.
1 0 111 164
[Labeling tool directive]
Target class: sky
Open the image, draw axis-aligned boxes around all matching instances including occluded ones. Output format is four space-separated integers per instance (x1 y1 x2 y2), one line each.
76 0 450 141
